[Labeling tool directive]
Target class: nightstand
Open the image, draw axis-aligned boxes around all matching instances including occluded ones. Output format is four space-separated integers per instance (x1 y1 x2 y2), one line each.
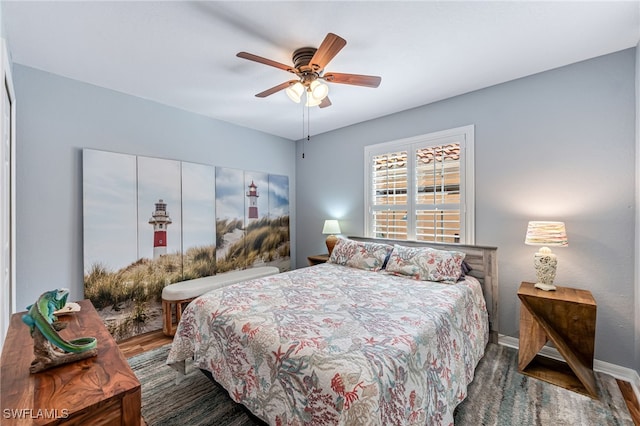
517 282 597 398
307 254 330 266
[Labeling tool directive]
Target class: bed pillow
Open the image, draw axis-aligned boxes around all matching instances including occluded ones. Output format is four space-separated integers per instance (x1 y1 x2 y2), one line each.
385 244 466 283
328 238 393 272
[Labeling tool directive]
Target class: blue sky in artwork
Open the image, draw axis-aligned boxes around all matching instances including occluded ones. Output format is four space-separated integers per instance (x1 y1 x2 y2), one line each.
269 174 289 217
182 162 215 249
216 168 289 222
83 149 138 273
215 167 244 220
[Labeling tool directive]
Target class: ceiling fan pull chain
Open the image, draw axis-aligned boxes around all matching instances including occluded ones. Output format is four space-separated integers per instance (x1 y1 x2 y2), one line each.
307 102 311 142
302 100 306 159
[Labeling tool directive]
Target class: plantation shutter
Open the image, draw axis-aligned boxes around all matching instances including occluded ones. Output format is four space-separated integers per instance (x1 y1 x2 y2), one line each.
370 150 408 239
365 126 474 244
415 143 461 243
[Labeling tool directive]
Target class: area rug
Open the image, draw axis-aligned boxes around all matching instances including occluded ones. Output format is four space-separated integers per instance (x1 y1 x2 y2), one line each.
128 343 634 425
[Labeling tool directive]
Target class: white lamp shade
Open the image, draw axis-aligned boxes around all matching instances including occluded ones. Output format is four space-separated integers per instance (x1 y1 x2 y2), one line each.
309 80 329 100
322 219 341 235
305 91 322 107
525 221 568 247
286 82 304 103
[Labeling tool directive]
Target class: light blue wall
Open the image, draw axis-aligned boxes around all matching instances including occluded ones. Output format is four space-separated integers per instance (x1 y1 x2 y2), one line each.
13 64 296 311
296 49 637 369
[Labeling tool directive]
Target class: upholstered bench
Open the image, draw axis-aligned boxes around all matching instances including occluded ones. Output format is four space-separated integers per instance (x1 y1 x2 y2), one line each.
161 266 280 336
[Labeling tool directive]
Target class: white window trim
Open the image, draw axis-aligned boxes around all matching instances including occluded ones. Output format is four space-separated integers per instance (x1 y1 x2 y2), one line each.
364 125 475 244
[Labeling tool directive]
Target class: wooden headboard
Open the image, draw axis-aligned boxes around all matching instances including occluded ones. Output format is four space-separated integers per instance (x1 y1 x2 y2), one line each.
349 236 499 343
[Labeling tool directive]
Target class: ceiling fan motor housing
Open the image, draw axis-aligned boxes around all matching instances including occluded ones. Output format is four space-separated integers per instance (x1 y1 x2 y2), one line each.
292 47 318 73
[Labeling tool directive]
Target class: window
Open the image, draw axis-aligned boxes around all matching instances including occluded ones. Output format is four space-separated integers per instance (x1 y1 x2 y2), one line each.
364 125 474 244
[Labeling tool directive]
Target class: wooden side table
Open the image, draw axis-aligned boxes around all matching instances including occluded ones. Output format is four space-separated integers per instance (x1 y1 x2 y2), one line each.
307 254 330 266
1 299 141 425
517 282 597 398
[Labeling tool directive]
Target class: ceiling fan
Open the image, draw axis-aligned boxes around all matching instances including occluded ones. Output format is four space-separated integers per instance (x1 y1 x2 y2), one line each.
237 33 381 108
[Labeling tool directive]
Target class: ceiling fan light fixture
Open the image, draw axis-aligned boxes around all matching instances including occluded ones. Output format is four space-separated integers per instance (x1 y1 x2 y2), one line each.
305 90 322 107
285 82 304 103
309 80 329 101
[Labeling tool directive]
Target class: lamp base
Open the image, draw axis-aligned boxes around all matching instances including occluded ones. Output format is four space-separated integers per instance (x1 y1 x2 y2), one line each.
325 235 338 256
532 249 558 292
534 282 557 291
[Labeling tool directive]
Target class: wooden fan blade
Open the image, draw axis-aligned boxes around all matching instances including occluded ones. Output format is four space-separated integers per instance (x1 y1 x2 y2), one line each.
323 72 382 88
237 52 297 73
319 97 332 108
255 80 298 98
309 33 346 71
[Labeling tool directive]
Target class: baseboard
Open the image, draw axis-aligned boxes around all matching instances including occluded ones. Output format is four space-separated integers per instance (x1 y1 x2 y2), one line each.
498 335 640 403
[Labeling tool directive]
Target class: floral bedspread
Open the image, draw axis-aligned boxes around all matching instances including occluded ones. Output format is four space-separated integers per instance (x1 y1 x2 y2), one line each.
166 263 489 425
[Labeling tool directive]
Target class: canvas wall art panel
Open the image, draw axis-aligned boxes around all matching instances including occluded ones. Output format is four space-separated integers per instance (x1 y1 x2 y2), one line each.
83 149 138 275
181 162 216 279
266 173 290 271
215 167 246 272
137 155 182 262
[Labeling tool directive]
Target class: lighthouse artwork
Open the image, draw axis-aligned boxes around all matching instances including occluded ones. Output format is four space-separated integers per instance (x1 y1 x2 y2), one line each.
247 181 259 220
149 199 172 258
83 149 289 342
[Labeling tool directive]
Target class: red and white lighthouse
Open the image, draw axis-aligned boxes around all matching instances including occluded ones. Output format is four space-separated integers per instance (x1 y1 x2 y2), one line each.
247 181 259 220
149 199 172 258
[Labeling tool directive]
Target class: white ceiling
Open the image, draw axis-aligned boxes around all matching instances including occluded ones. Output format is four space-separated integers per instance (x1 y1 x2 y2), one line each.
3 1 639 141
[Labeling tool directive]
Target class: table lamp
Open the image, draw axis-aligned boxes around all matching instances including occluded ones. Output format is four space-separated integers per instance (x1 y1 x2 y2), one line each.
322 219 341 256
524 221 568 291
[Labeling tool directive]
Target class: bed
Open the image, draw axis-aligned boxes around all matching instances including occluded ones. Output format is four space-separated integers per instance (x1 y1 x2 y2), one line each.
166 236 498 425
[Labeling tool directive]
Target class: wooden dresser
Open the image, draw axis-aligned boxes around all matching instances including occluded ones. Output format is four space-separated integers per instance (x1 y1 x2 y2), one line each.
0 299 141 425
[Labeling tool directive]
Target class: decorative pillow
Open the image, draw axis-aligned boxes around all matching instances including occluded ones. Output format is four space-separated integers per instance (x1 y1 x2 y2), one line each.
385 244 466 283
328 238 393 272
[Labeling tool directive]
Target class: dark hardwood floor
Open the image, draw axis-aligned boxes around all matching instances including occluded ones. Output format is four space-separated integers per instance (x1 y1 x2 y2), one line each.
119 331 640 425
